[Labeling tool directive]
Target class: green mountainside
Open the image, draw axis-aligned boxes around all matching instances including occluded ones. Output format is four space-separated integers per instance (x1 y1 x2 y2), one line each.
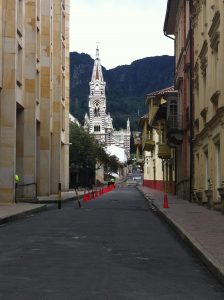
70 52 174 130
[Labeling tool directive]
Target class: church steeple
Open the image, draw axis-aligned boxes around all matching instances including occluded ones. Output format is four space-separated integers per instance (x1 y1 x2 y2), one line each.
91 46 104 83
88 46 106 140
96 45 100 60
84 47 131 157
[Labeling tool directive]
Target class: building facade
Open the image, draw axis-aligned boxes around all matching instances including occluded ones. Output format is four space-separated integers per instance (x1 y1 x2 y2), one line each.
164 0 193 200
0 0 70 203
192 0 224 209
84 47 131 159
138 87 176 194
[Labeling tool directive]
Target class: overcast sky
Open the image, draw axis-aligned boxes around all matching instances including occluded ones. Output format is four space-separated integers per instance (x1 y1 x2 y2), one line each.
70 0 174 70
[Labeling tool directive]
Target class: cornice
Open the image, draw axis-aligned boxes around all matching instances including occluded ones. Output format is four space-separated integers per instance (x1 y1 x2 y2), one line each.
210 90 220 106
196 107 224 140
200 107 208 119
199 40 208 77
208 11 220 51
193 61 199 90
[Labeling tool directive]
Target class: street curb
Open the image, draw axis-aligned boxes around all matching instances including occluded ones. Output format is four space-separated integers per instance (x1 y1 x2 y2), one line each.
137 186 224 286
0 205 47 225
36 195 77 204
18 193 83 204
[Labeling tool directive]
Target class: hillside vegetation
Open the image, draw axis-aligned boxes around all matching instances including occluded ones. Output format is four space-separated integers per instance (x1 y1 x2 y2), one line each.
70 52 174 130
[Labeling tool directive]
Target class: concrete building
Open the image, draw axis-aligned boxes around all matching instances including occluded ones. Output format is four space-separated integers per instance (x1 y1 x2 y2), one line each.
164 0 193 200
192 0 224 209
84 47 131 159
0 0 70 203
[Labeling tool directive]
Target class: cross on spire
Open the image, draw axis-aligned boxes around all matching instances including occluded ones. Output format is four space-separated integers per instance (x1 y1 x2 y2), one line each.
96 41 100 59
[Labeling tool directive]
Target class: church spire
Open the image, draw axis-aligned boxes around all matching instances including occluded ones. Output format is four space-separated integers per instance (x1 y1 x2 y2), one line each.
127 118 130 132
96 45 100 60
91 45 104 83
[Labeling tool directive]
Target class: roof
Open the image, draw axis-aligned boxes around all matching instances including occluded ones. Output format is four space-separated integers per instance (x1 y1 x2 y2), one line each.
147 86 174 98
163 0 179 36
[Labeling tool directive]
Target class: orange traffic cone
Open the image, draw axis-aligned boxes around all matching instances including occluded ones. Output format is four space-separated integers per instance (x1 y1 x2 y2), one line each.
163 193 169 208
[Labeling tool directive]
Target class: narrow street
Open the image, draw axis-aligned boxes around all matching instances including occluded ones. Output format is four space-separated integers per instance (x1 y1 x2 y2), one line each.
0 186 224 300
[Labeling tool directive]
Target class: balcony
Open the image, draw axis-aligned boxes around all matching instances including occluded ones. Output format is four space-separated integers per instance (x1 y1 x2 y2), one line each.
133 131 142 148
158 144 171 159
136 156 144 164
166 115 184 147
143 138 155 152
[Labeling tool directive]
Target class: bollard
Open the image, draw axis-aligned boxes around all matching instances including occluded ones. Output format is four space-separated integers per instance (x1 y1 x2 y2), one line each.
58 183 62 209
75 188 81 208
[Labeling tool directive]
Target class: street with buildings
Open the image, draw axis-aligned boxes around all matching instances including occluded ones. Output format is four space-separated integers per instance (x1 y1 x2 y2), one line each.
0 182 224 299
1 0 224 298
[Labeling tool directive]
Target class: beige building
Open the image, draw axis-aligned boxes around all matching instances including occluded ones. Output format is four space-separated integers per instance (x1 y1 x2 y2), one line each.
192 0 224 209
164 0 192 200
0 0 70 203
140 87 176 194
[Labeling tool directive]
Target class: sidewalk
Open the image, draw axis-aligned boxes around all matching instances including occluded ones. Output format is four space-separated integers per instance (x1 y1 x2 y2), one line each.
0 203 47 225
0 190 85 225
138 185 224 285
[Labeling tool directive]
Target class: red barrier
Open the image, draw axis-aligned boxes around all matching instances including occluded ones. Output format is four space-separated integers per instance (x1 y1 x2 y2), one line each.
87 191 90 201
163 193 169 209
83 191 87 202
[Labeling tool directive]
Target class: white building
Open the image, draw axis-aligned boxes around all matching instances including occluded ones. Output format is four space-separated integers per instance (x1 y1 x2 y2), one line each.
84 47 131 158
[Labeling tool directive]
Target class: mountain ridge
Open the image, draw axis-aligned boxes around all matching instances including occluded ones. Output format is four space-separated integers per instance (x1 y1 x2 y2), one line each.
70 52 174 130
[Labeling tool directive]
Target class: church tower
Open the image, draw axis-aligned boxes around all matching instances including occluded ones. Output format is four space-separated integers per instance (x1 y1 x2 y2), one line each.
88 46 107 143
84 46 131 159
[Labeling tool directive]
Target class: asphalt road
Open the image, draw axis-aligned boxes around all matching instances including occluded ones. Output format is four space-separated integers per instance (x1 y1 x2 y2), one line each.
0 186 224 299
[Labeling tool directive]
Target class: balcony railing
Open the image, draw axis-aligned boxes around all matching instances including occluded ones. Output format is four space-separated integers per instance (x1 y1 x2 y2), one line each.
158 144 171 159
143 138 155 152
167 115 184 146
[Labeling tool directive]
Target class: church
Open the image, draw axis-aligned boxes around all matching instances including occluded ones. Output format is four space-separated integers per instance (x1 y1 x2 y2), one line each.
84 47 131 160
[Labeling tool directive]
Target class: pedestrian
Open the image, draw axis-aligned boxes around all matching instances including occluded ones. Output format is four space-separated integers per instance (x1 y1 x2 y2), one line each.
15 174 20 189
110 178 115 187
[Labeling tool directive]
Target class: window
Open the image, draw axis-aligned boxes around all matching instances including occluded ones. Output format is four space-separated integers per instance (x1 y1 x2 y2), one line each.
17 0 23 37
94 125 100 132
16 43 22 86
94 107 100 117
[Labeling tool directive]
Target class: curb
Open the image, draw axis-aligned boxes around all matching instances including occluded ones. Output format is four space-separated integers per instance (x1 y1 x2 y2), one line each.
137 186 224 286
0 204 47 225
18 193 84 204
36 195 77 204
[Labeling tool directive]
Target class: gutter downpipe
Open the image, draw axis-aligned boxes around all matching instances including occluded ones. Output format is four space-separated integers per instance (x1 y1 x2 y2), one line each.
164 1 176 194
189 0 194 202
164 31 176 195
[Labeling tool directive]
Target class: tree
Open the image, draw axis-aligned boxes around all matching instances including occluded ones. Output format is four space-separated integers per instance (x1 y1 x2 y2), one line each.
69 122 121 187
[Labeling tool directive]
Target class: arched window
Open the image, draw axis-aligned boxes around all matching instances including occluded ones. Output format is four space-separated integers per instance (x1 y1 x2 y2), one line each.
94 107 100 117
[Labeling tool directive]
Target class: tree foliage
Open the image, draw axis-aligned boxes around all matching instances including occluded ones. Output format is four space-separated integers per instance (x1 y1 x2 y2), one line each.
69 122 121 174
